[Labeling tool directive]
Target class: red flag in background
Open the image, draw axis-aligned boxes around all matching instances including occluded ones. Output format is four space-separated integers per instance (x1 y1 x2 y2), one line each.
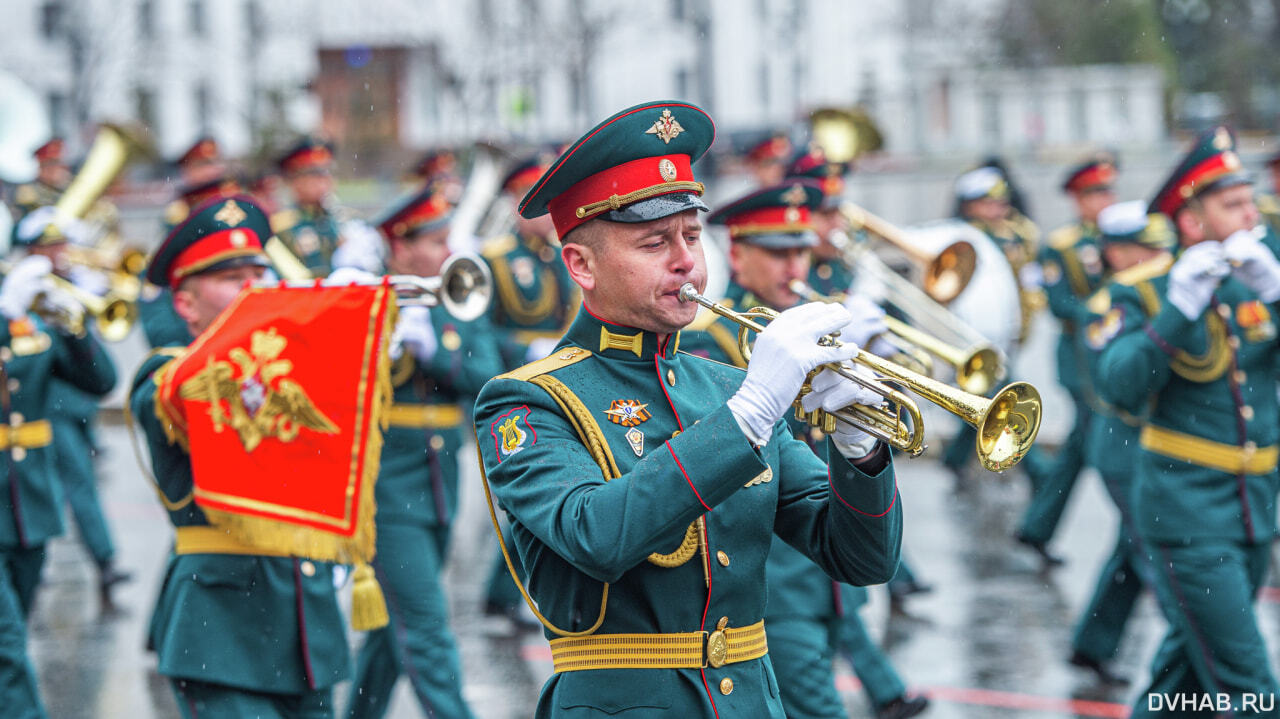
155 282 395 564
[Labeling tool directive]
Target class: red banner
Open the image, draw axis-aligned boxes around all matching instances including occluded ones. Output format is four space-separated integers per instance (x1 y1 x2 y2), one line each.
155 282 394 563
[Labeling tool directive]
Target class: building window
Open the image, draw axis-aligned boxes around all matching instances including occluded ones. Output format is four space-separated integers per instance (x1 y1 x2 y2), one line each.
47 92 68 136
671 0 687 21
195 84 211 134
245 0 262 44
982 90 1001 145
190 0 205 36
40 1 63 39
138 0 154 40
674 67 690 99
758 60 769 108
1070 87 1088 142
135 88 156 132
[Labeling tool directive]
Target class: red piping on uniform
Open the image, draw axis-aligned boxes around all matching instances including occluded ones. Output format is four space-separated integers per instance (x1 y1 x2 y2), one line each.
1218 300 1256 543
698 518 719 718
828 467 898 518
581 301 638 329
667 442 709 511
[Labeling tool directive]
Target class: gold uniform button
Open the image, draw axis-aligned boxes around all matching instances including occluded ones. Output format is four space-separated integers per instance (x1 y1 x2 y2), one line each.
1217 304 1232 319
1227 336 1241 350
300 561 316 577
1241 406 1255 421
430 434 445 450
717 616 729 630
719 677 733 695
9 413 22 425
1234 370 1248 384
716 551 730 567
0 347 12 362
5 379 17 392
11 447 25 462
666 369 676 387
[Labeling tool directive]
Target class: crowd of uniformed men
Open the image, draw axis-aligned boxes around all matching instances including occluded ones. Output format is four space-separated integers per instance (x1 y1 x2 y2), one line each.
1 95 1279 719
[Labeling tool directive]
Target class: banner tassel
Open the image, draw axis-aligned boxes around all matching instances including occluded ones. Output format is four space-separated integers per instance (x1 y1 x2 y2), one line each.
350 562 389 631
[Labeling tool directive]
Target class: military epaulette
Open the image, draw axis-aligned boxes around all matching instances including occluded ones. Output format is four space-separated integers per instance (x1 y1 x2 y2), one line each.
1047 224 1083 252
684 298 734 332
1256 193 1280 217
13 184 37 206
270 209 300 234
131 346 188 394
481 234 518 259
1085 287 1112 315
1113 254 1174 286
1009 212 1040 243
498 346 592 382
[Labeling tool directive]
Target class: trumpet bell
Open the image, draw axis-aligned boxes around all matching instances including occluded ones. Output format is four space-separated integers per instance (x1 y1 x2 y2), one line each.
95 296 139 342
923 240 977 305
438 254 493 322
976 382 1042 472
956 345 1002 396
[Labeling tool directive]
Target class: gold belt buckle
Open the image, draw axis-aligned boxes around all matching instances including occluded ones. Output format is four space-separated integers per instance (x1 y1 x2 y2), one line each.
703 629 728 668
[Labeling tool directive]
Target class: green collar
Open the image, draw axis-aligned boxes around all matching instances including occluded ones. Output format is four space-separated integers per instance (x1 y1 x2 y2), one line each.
561 305 681 362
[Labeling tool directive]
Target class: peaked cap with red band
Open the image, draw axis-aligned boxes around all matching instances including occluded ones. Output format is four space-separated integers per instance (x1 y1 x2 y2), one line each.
414 148 457 181
785 146 848 204
501 151 556 196
279 136 335 175
147 195 272 289
34 138 64 164
708 180 823 249
1061 153 1117 194
1149 126 1251 218
373 185 453 241
518 100 715 237
179 175 242 206
178 136 220 168
746 133 792 163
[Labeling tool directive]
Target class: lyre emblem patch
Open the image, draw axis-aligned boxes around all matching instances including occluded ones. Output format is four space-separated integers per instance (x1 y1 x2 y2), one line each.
491 406 536 460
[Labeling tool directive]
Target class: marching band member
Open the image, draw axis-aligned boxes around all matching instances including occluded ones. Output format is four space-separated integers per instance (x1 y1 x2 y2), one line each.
9 139 70 235
475 100 902 717
1095 128 1280 718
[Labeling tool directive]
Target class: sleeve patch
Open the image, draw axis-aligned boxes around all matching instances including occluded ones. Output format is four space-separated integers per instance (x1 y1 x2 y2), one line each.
491 405 536 460
1085 307 1125 350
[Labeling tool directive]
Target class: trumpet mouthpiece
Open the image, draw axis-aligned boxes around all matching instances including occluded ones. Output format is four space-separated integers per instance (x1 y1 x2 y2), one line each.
678 283 699 302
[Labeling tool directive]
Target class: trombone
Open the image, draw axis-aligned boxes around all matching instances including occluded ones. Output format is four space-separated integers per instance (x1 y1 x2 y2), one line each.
679 283 1041 471
838 203 977 304
275 253 494 322
790 273 1003 396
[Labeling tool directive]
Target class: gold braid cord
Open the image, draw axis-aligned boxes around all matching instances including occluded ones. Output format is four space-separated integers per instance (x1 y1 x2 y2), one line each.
490 254 560 326
1170 311 1232 383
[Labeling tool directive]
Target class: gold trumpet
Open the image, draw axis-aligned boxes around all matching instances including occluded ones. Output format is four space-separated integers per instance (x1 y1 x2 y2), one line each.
838 203 977 304
680 284 1041 471
0 262 139 342
789 279 1003 397
276 253 494 321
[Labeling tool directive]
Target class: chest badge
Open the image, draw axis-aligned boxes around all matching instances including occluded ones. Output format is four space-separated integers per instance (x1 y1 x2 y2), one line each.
1237 300 1276 343
625 426 645 457
604 399 651 427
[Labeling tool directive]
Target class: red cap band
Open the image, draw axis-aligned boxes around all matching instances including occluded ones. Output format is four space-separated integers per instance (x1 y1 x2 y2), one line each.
548 154 703 237
725 205 813 239
1157 152 1241 217
169 227 266 288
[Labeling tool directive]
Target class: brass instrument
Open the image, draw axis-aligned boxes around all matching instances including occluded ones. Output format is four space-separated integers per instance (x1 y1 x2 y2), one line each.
0 261 138 342
838 203 977 304
52 124 138 222
679 284 1041 471
63 244 145 302
278 252 493 321
790 279 934 377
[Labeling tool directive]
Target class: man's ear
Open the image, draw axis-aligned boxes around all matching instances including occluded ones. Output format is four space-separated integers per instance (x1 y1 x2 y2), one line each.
172 286 199 325
562 242 596 291
1175 206 1203 244
728 241 746 276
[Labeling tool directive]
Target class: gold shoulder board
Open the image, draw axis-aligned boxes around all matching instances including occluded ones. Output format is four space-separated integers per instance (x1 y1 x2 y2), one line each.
499 346 593 382
1114 254 1174 286
481 234 518 259
1047 224 1083 252
270 209 299 234
1085 287 1112 315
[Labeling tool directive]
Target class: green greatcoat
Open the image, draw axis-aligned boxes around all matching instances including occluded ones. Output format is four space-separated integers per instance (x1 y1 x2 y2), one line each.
272 204 345 278
130 352 352 709
1096 254 1280 717
480 231 579 370
0 316 115 719
682 281 911 717
347 305 503 719
474 306 902 718
807 257 854 299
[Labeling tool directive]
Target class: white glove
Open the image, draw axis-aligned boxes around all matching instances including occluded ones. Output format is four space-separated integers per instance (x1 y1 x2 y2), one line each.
524 336 560 363
1223 228 1280 303
727 302 859 445
332 219 386 274
392 305 437 362
799 366 883 458
1167 242 1229 320
839 294 888 348
1018 261 1045 290
0 255 52 320
324 266 381 287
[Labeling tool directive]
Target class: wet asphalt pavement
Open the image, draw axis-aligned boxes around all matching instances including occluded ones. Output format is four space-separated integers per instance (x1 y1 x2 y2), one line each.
27 414 1280 718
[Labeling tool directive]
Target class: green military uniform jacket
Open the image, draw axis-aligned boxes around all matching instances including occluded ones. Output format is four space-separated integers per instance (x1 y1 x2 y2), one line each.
1095 254 1280 544
272 203 345 277
807 257 854 299
0 317 115 549
378 305 503 528
1040 221 1106 398
474 307 902 717
481 231 578 368
130 351 351 694
9 181 61 237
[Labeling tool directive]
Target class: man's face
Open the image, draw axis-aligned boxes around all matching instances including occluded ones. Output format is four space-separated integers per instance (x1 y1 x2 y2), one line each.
182 161 226 187
1178 184 1259 246
288 171 333 206
750 159 785 187
730 243 812 309
173 265 267 335
1073 187 1116 224
1102 243 1164 272
963 197 1010 224
810 208 845 253
563 210 706 335
389 227 451 278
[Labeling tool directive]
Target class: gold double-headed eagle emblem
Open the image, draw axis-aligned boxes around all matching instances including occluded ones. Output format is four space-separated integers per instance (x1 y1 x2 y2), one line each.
179 328 338 451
